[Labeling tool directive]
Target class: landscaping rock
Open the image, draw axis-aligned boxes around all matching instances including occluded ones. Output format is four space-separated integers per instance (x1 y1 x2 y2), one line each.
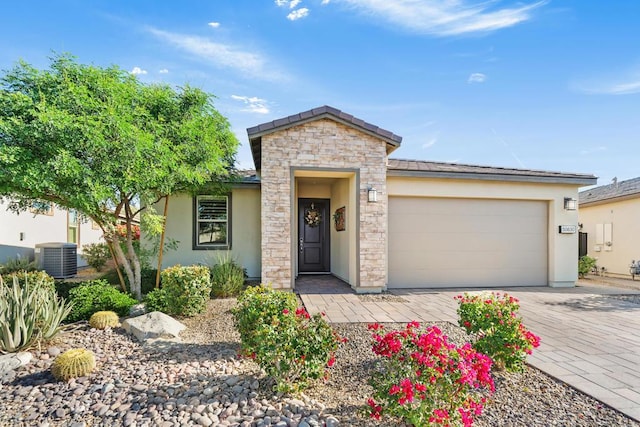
129 303 146 317
121 311 186 343
0 352 32 382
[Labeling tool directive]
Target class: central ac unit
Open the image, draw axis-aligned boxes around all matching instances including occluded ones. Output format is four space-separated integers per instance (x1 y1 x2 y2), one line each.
35 242 78 279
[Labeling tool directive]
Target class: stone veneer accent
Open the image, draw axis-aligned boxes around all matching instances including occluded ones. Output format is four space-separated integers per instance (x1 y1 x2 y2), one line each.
261 119 388 290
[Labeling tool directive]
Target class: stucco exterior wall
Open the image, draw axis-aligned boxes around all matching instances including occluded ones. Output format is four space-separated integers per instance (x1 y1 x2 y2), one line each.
261 119 388 290
330 178 350 282
579 198 640 277
387 176 581 286
0 200 103 266
156 188 261 277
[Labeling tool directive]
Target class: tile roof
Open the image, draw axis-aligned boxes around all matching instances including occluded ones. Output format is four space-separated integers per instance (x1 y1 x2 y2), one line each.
247 105 402 170
579 177 640 205
388 158 597 185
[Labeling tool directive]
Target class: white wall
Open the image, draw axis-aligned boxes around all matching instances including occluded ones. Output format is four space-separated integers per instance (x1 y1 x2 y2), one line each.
0 200 104 266
156 188 262 278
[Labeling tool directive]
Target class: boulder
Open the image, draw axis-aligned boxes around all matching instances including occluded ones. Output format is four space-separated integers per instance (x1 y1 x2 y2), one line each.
128 303 146 317
121 311 186 343
0 352 32 382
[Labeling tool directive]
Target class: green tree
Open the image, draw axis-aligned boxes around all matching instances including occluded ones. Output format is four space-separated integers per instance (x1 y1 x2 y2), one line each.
0 54 238 299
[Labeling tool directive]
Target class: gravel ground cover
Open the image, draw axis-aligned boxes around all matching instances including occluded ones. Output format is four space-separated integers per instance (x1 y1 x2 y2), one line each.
0 298 638 427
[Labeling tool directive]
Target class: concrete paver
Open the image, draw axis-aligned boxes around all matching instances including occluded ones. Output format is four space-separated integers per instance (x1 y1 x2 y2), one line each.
297 275 640 422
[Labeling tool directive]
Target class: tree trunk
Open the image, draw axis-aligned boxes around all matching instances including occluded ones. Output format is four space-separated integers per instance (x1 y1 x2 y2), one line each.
155 195 169 289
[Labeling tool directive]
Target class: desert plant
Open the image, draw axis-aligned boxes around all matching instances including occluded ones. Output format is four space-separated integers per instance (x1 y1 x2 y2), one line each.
67 280 138 322
0 256 37 275
51 348 96 381
367 322 494 426
144 288 170 313
578 255 597 278
7 270 55 295
456 292 541 372
232 285 342 393
0 275 73 352
160 265 211 317
210 252 247 298
82 243 110 271
233 285 298 351
88 311 120 329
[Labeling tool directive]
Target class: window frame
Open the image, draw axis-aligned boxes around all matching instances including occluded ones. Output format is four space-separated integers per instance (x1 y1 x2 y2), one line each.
29 201 54 216
192 194 232 250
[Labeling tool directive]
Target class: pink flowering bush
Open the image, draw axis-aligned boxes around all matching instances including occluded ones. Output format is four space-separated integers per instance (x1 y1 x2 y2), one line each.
232 285 344 393
367 322 494 426
455 292 541 372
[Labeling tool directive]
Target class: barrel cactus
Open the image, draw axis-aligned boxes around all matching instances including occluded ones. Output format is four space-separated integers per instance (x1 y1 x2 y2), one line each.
51 348 96 381
88 311 120 329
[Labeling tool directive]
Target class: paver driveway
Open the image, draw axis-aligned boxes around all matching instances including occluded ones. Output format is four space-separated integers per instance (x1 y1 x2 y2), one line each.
298 278 640 421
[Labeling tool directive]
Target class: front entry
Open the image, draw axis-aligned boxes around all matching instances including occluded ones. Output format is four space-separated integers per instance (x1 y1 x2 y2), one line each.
298 198 330 273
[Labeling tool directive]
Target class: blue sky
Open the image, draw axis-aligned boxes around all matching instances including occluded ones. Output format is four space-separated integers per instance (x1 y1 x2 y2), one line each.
2 1 639 186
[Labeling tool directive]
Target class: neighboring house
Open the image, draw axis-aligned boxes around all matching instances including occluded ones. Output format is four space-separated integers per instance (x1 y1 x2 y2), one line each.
0 199 104 267
157 106 597 291
579 177 640 278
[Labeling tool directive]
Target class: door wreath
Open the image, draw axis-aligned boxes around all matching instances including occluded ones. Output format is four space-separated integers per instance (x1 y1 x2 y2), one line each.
304 203 322 227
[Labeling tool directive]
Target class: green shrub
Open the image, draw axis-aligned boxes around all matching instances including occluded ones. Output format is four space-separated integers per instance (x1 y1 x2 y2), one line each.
232 285 342 393
0 256 37 275
578 255 597 278
81 243 110 271
456 292 541 372
210 253 247 298
144 288 170 313
103 267 158 296
0 274 73 352
8 270 56 295
160 265 211 317
233 285 298 351
55 280 79 300
67 280 138 322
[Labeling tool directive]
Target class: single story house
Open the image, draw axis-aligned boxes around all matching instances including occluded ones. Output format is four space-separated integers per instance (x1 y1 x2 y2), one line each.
0 200 104 267
579 177 640 278
158 106 597 292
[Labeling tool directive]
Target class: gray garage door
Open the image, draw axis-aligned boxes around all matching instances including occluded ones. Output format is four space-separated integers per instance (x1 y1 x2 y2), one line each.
388 197 548 288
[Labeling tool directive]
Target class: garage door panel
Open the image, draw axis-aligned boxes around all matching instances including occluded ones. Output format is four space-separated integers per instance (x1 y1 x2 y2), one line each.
388 197 548 288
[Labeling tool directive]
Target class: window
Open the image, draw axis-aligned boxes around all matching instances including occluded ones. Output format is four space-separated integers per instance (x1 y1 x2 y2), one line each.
68 209 79 244
193 195 230 249
29 201 53 216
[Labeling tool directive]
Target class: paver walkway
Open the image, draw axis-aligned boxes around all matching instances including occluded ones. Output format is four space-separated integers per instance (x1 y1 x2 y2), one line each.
296 275 640 421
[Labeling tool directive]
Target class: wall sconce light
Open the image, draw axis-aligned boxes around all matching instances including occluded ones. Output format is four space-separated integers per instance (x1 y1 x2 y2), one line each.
368 187 378 203
564 197 577 210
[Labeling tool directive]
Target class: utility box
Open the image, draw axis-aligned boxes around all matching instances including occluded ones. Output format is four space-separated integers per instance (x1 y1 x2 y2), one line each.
35 242 77 279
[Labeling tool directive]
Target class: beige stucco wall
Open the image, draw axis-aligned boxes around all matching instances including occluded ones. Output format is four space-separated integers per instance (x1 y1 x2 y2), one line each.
330 178 351 282
579 198 640 277
0 200 103 266
156 188 261 277
387 176 582 286
261 119 388 290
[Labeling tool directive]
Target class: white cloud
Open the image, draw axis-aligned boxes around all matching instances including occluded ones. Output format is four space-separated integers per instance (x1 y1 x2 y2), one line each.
231 95 270 114
275 0 289 6
159 68 169 74
145 27 286 81
337 0 547 36
575 79 640 95
468 72 486 83
321 0 330 4
130 66 147 75
208 22 220 28
422 137 437 149
289 0 302 8
580 146 607 156
287 8 309 20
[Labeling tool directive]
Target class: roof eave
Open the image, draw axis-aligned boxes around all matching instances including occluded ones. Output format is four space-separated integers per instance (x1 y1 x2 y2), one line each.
387 169 598 186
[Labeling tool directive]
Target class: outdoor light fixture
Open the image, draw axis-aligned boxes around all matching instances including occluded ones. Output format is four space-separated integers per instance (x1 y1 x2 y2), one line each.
564 197 577 210
368 187 378 203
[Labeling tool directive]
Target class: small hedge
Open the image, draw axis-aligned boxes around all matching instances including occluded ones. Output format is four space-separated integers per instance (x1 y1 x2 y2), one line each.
8 270 56 295
160 265 211 317
67 280 138 322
